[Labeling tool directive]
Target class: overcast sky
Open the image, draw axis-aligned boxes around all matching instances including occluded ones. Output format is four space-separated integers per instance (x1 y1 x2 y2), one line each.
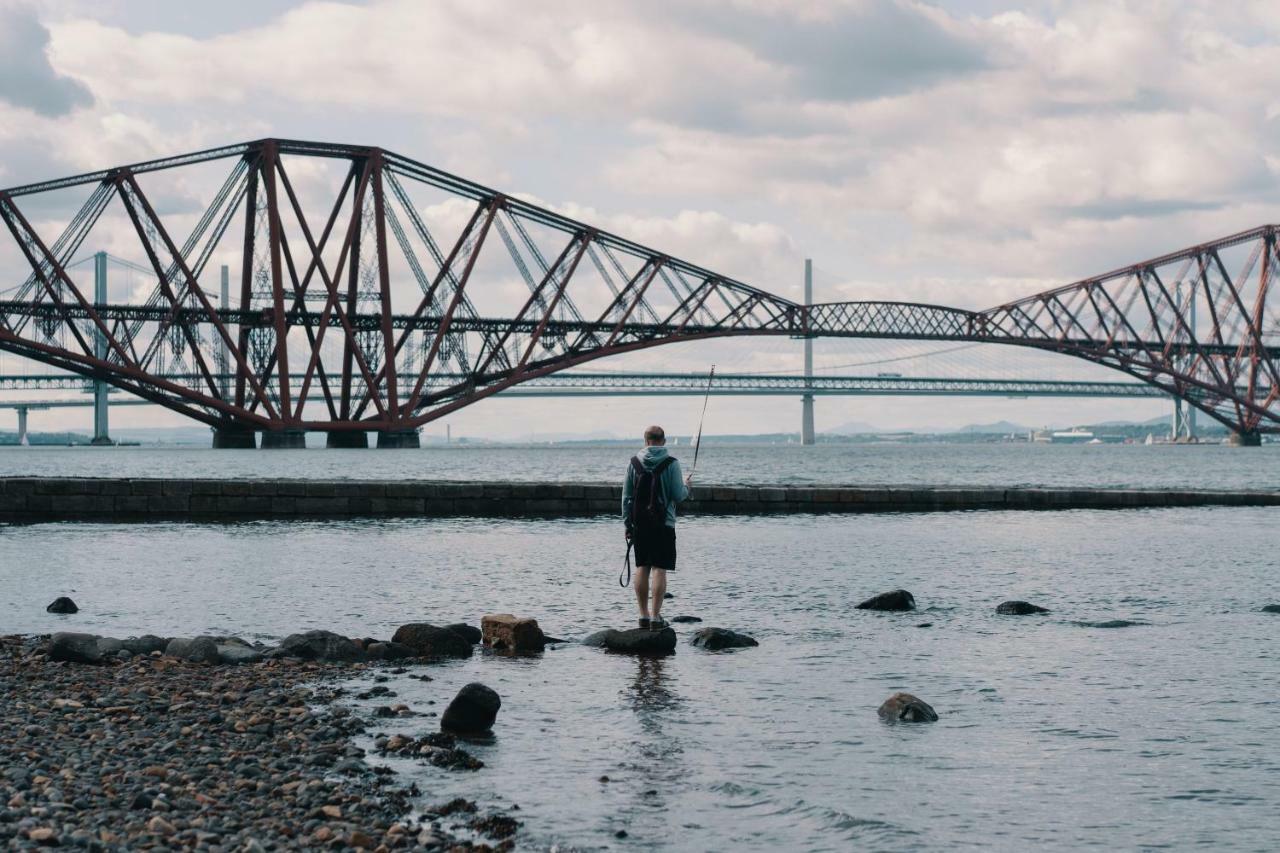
2 0 1278 439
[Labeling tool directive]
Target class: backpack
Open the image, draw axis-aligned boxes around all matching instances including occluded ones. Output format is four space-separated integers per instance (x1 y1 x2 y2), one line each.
629 455 676 533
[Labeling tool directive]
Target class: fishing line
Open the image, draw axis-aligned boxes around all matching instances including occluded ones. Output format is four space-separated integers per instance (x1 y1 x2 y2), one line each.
690 364 715 475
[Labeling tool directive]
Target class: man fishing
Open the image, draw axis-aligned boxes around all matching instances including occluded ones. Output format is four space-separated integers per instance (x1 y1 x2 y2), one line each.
622 425 692 630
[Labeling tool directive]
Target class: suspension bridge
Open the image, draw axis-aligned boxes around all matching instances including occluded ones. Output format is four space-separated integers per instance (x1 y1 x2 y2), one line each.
0 139 1274 447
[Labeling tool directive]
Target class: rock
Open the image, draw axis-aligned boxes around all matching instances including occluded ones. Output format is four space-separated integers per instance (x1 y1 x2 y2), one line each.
271 630 364 661
1072 619 1146 629
580 630 615 647
96 637 124 655
147 815 176 836
481 614 546 652
441 683 502 734
1261 604 1280 614
603 627 677 656
671 615 702 623
46 596 78 614
28 827 57 844
391 623 473 659
664 592 674 599
996 600 1050 615
856 589 916 611
165 636 221 663
122 635 170 655
365 641 415 661
47 633 103 664
690 628 758 650
877 692 938 722
445 623 482 644
216 644 263 665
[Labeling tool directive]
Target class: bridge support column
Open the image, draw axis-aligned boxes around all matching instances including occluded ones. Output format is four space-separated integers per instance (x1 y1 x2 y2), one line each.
376 429 421 449
91 251 112 446
801 394 815 446
261 429 307 449
1228 430 1262 447
17 406 29 446
801 258 816 445
326 431 369 449
211 427 256 449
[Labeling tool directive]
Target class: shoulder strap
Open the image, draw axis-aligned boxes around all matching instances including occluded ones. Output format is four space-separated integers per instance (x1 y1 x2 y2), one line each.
652 456 676 476
630 456 647 477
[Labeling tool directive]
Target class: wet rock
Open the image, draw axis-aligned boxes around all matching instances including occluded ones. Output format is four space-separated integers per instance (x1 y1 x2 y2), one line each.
47 632 103 664
271 630 364 661
445 623 482 644
365 641 415 661
1072 619 1147 629
603 627 677 656
1261 604 1280 614
122 635 170 655
390 623 473 659
470 813 520 840
96 637 124 655
441 682 501 735
481 613 546 652
690 627 758 650
664 592 674 599
216 644 264 665
997 600 1050 615
856 589 916 611
877 692 938 722
45 597 78 614
165 636 221 663
580 630 615 647
671 615 702 623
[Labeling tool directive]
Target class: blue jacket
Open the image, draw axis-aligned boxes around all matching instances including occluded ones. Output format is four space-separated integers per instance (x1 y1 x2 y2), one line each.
621 445 689 528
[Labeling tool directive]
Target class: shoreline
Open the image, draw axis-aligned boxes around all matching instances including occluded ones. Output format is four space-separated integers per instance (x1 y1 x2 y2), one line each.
4 477 1280 523
0 634 519 851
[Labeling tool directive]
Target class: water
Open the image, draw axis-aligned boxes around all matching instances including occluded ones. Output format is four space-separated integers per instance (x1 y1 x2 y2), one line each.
1 442 1279 490
4 507 1280 851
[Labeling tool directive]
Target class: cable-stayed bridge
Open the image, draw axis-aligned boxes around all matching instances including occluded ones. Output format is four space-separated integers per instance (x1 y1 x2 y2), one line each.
0 139 1274 446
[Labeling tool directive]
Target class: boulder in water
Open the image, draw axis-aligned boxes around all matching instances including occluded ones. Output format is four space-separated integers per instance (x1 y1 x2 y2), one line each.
46 597 78 614
1261 605 1280 614
580 630 615 648
122 635 170 655
671 615 702 624
996 600 1050 615
48 632 103 664
270 630 364 661
690 628 759 650
1072 619 1146 629
216 644 263 665
603 627 677 656
856 589 916 611
481 614 546 652
877 692 938 723
446 623 482 644
366 641 416 661
441 683 502 734
391 623 474 659
165 636 220 664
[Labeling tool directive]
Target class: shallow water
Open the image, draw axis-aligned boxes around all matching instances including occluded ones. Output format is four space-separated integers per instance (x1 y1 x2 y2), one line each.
4 508 1279 851
1 442 1278 491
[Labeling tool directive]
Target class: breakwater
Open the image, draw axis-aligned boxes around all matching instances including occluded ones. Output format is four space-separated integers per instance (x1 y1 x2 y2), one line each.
2 477 1279 522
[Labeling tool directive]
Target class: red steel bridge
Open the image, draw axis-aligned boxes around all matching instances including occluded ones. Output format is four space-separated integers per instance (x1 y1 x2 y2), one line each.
0 139 1276 446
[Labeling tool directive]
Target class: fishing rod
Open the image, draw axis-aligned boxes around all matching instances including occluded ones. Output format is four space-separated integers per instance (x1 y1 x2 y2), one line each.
690 365 715 476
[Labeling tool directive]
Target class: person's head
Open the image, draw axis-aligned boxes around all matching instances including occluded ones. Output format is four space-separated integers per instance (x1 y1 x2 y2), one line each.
643 425 666 446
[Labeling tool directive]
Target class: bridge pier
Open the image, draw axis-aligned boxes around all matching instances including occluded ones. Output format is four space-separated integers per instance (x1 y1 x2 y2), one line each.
16 406 29 446
211 427 256 449
1228 430 1262 447
326 431 369 449
91 252 112 446
376 429 421 449
800 258 815 446
261 429 307 449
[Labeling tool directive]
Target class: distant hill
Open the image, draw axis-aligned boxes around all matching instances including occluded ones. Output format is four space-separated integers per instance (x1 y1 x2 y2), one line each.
946 420 1032 434
824 420 886 435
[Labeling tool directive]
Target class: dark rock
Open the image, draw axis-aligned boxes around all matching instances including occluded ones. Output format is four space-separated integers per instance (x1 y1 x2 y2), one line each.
664 592 674 599
671 615 702 623
690 628 758 650
46 596 78 614
580 630 615 647
481 614 546 652
916 622 933 628
997 600 1050 615
1072 619 1146 629
445 623 482 644
856 589 916 611
96 637 124 655
441 683 502 735
470 813 520 840
271 630 364 661
47 632 103 664
365 641 415 661
603 627 677 656
165 636 221 663
877 692 938 722
1261 605 1280 614
122 635 170 655
391 623 474 658
216 644 263 665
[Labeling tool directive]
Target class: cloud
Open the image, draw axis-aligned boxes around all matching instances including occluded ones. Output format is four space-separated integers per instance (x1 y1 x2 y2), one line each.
0 3 92 116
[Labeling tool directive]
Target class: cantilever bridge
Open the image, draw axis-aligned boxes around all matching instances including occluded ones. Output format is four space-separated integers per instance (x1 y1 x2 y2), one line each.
0 139 1277 446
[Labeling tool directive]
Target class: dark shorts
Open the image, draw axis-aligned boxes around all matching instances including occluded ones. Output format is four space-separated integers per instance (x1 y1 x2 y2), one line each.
633 525 677 571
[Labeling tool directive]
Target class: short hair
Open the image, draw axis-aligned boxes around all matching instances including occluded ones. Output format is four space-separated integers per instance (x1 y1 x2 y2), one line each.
643 425 665 444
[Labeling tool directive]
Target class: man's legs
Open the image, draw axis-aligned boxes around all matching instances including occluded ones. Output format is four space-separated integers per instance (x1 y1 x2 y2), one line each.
634 566 652 619
649 569 667 620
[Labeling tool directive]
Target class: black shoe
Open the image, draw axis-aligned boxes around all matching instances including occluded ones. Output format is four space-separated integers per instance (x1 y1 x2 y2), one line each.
649 617 667 630
638 618 651 629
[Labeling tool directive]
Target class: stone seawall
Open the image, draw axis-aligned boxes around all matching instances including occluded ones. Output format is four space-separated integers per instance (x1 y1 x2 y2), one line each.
2 478 1279 522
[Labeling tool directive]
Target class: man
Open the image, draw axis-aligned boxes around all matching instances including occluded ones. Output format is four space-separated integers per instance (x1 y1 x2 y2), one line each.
622 425 692 630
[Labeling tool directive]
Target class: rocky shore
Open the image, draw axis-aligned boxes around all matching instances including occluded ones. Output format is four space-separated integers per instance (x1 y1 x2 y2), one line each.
0 634 515 851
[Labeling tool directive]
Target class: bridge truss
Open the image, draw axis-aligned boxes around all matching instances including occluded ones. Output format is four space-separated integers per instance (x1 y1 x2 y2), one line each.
0 139 1276 443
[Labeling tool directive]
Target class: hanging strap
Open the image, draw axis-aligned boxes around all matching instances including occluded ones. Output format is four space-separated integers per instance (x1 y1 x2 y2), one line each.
619 541 633 588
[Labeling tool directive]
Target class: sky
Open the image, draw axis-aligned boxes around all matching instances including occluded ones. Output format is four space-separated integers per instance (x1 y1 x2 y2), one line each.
1 0 1278 439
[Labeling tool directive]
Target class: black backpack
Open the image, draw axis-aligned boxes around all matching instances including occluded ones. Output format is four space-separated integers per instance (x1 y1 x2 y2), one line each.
629 455 675 533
